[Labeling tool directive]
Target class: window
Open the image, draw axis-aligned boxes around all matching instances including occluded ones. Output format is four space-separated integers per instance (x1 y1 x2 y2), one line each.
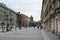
0 10 3 17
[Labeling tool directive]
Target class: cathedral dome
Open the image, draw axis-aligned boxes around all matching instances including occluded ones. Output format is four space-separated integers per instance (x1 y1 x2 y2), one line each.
30 16 33 19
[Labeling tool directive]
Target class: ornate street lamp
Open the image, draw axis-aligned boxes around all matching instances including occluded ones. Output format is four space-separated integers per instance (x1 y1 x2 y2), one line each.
10 17 12 29
1 22 4 32
19 19 21 29
19 15 21 29
6 15 9 32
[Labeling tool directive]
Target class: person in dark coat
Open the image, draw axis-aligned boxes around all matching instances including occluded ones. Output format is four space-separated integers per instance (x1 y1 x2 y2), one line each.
37 25 39 29
40 25 43 30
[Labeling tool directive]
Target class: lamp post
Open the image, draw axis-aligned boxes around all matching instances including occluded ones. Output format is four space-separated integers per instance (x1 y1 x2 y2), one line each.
10 17 12 29
19 19 21 29
25 19 27 28
6 15 9 32
1 22 4 32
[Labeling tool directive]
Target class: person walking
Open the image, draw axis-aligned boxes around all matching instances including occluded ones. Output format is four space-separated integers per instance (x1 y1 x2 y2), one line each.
37 25 39 29
40 25 43 30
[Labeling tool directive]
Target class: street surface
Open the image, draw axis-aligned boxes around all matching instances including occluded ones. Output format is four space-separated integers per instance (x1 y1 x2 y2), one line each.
0 27 51 40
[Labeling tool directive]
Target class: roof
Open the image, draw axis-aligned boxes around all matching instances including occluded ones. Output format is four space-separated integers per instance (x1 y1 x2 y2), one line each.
0 3 17 14
30 15 33 19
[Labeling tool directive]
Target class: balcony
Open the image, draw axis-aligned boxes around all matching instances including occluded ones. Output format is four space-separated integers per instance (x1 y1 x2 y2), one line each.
50 9 54 15
53 0 60 10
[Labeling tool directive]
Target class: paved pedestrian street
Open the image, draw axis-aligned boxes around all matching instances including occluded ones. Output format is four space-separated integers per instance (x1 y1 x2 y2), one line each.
0 27 59 40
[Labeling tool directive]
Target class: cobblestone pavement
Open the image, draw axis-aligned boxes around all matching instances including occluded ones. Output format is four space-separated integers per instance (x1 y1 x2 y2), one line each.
0 27 59 40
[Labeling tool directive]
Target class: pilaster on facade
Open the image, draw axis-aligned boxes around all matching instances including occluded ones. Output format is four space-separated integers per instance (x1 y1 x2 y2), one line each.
0 3 17 31
41 0 60 37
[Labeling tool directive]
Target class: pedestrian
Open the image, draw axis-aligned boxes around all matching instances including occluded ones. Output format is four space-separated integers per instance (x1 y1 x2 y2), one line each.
40 25 43 30
52 29 55 34
37 25 39 29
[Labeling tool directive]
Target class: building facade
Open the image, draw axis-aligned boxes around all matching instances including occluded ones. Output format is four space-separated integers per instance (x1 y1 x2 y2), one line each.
41 0 60 37
29 16 38 27
0 3 16 32
29 16 34 27
20 14 30 28
16 12 21 29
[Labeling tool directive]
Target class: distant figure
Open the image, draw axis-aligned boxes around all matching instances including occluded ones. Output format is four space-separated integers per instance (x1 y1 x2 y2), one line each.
34 25 36 28
52 29 55 34
40 25 43 30
37 25 39 29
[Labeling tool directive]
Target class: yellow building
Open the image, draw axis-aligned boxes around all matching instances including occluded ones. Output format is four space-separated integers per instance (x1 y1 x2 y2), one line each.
41 0 60 37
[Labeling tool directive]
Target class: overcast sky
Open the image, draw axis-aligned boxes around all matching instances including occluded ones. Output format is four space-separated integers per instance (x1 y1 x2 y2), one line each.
0 0 42 21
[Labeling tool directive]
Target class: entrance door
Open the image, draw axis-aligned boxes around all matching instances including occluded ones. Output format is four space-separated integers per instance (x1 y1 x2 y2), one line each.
51 18 55 33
